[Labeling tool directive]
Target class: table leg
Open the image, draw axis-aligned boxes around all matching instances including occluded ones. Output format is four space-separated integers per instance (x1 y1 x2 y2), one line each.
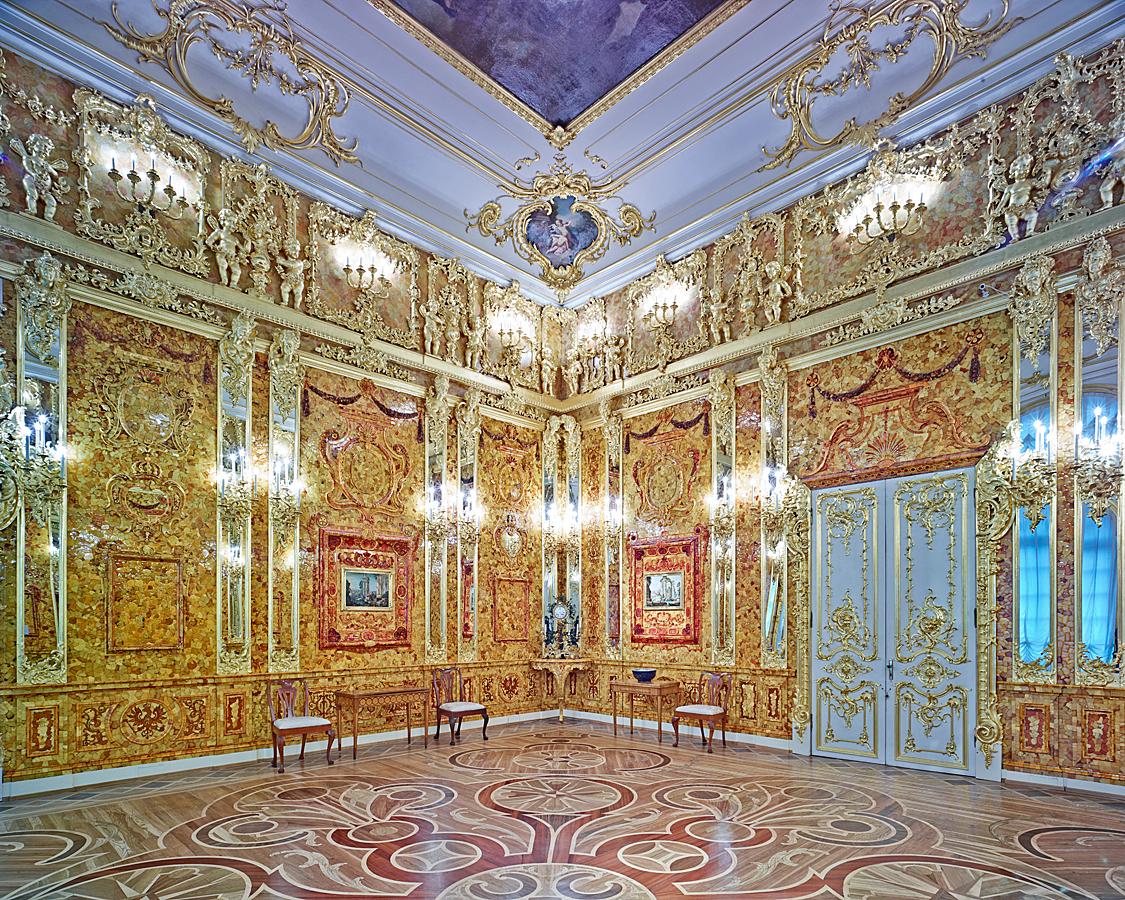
352 699 359 761
612 689 617 736
630 694 635 734
406 700 412 746
423 698 429 749
657 695 663 744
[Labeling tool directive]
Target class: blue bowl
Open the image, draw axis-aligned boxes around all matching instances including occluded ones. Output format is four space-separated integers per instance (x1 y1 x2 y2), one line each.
632 668 657 683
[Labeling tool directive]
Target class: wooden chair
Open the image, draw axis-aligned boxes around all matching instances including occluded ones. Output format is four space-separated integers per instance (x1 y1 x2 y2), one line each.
268 678 335 773
672 672 731 753
432 667 489 745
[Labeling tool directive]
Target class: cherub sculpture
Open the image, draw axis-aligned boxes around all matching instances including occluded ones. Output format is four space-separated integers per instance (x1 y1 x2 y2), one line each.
206 208 248 288
1098 113 1125 210
465 313 486 371
540 345 559 396
563 355 581 398
604 334 625 382
707 290 733 344
996 152 1041 241
421 299 443 356
9 133 69 222
737 257 760 335
758 259 791 327
276 239 306 309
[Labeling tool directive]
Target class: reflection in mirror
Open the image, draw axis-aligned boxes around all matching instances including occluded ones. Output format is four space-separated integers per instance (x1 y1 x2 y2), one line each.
423 378 451 663
759 348 788 670
216 314 255 675
11 321 68 684
1012 300 1056 683
1075 281 1122 684
268 330 302 671
564 418 582 648
456 389 481 662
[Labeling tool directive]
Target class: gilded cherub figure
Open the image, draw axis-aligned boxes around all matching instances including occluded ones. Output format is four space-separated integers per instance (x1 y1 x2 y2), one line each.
758 259 791 327
1098 113 1125 210
604 334 625 382
276 239 306 309
206 208 248 288
996 152 1041 241
9 133 69 222
1044 130 1088 218
563 355 581 398
421 298 443 356
464 313 486 371
707 289 733 344
443 298 463 365
737 257 760 335
540 345 559 396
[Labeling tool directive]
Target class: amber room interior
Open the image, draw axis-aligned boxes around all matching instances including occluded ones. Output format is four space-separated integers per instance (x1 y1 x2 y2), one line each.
1 1 1125 898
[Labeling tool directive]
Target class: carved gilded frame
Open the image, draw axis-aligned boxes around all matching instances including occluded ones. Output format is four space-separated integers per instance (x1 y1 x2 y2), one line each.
455 388 482 661
267 329 302 672
709 370 735 666
424 375 455 663
8 253 70 685
760 347 788 670
216 313 255 675
72 90 210 274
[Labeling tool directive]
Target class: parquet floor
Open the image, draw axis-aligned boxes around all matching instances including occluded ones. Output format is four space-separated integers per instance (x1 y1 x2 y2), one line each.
2 720 1124 898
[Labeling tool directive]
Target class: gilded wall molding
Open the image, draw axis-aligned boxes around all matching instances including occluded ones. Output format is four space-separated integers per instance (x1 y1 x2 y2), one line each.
761 0 1016 170
104 0 358 164
708 369 736 666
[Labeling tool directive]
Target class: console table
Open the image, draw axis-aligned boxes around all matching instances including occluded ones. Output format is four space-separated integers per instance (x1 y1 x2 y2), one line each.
335 686 429 758
531 658 593 723
610 678 681 743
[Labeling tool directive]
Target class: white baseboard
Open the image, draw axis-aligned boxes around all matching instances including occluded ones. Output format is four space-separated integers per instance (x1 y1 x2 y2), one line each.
1 710 554 800
1001 768 1125 797
560 708 793 751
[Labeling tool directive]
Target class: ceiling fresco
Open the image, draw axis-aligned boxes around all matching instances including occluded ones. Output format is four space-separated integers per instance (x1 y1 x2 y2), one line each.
382 0 727 125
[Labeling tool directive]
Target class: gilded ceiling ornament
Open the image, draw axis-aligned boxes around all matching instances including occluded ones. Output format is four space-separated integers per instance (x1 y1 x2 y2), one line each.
14 251 71 365
73 90 210 274
466 154 655 296
761 0 1015 170
104 0 358 164
1076 237 1123 358
219 312 256 408
1007 255 1056 366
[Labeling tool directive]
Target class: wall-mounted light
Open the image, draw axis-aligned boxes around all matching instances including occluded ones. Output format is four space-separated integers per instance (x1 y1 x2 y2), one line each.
335 242 397 290
835 141 942 249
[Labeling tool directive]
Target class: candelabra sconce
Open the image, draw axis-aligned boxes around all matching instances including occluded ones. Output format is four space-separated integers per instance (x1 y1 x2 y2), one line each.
760 463 792 670
217 450 256 523
341 253 393 292
1073 416 1122 527
107 155 192 218
1007 427 1057 534
836 142 940 252
843 194 928 248
423 489 456 546
1 407 67 529
642 295 678 370
543 505 581 558
457 494 484 548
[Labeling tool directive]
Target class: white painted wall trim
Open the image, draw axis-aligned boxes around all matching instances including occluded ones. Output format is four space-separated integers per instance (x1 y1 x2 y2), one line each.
0 710 553 799
1001 768 1125 797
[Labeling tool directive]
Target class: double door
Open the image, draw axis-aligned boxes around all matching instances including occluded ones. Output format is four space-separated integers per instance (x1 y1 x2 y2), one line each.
811 469 976 774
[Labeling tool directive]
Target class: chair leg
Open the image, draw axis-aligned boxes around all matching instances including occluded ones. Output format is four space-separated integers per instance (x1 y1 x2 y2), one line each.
271 733 278 769
699 720 706 747
707 722 715 754
299 734 307 760
326 728 335 765
435 714 442 743
449 717 457 746
455 718 463 741
671 716 680 747
277 736 286 774
721 717 727 748
482 711 489 741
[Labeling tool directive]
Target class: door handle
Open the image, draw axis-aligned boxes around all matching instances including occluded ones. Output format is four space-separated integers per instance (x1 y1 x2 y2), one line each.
886 660 894 698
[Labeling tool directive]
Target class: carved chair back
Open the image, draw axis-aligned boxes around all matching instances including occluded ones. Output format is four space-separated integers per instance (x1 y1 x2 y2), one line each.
268 678 309 723
698 672 732 709
432 667 467 708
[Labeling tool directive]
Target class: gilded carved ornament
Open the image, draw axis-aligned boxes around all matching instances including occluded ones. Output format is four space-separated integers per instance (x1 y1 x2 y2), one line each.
761 0 1015 170
628 251 708 372
466 154 655 296
305 203 419 350
1007 255 1057 367
1076 237 1123 359
105 0 358 164
72 90 210 274
0 50 75 128
219 312 256 408
62 263 223 326
269 329 303 422
14 251 71 365
315 335 411 382
9 133 70 223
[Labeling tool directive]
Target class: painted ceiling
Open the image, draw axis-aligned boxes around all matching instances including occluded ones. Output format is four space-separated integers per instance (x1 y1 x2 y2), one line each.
382 0 727 125
3 1 1123 305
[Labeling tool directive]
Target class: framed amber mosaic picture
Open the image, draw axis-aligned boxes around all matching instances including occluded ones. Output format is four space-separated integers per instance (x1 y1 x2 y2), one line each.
341 567 393 611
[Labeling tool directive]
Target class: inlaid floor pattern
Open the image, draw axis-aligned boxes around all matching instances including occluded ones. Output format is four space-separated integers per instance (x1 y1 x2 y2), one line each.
3 720 1124 898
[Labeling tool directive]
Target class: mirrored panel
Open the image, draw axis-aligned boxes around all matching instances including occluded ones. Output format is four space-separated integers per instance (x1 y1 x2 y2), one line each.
268 330 302 672
456 389 481 662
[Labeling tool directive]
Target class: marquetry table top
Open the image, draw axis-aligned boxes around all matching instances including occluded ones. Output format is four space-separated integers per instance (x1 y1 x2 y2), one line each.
609 678 680 697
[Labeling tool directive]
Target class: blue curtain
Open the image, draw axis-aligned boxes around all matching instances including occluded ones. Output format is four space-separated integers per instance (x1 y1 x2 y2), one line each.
1079 392 1119 663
